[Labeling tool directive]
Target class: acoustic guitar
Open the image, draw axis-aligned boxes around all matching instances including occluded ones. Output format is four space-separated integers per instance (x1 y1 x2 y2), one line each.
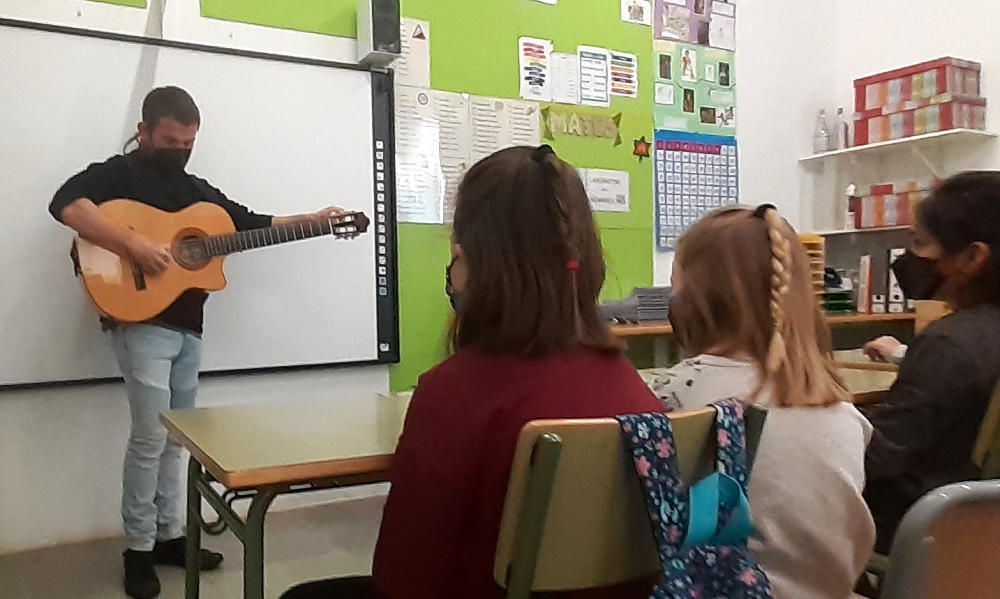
73 199 370 322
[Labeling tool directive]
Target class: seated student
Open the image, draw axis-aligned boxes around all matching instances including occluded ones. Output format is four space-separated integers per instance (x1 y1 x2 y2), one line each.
648 205 875 599
864 171 1000 554
282 145 662 599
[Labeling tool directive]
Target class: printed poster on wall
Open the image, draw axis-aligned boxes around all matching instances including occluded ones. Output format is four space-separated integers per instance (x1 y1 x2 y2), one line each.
654 0 735 50
518 37 553 102
610 51 639 98
581 169 631 213
653 39 735 134
621 0 653 26
654 129 739 251
395 86 443 223
550 52 581 104
397 18 431 88
578 45 612 107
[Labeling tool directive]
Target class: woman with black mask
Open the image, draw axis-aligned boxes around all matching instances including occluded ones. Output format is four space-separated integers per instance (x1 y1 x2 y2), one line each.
862 249 945 364
864 171 1000 553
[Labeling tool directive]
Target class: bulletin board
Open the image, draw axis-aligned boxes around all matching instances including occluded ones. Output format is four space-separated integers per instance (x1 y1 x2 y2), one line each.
653 40 736 134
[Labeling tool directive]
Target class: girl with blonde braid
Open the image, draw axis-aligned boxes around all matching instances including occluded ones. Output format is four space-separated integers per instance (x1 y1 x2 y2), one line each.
647 205 875 599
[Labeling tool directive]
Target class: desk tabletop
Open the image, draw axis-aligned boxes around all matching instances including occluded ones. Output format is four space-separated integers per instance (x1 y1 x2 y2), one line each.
610 312 916 338
834 349 900 372
639 366 896 404
161 395 411 489
838 367 897 404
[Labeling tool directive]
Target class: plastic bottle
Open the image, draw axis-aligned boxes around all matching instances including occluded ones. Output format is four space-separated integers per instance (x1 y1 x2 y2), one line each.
833 107 850 150
813 109 831 154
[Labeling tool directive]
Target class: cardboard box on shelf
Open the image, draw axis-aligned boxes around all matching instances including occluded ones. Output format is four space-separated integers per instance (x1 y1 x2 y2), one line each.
854 57 982 114
854 96 987 146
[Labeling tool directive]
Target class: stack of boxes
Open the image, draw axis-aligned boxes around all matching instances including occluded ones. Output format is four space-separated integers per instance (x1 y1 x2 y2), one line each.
850 177 940 229
854 57 986 146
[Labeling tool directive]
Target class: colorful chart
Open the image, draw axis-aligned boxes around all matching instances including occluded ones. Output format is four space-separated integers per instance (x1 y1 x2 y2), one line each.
654 130 739 251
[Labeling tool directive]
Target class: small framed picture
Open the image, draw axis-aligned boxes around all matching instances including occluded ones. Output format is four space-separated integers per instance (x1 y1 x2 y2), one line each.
680 48 698 83
704 64 716 82
719 62 731 86
700 106 717 124
683 88 695 113
659 53 673 80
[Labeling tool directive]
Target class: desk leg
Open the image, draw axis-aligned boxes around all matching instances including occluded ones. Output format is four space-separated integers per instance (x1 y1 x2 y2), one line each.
243 489 278 599
186 457 203 599
653 337 678 368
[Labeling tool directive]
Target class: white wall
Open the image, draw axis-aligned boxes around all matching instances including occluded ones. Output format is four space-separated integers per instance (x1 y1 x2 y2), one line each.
0 0 389 555
654 0 839 285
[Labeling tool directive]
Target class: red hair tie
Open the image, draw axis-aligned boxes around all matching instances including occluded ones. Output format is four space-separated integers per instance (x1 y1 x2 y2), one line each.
566 260 580 271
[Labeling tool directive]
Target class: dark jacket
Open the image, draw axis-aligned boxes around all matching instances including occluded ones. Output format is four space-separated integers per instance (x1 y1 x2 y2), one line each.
864 305 1000 549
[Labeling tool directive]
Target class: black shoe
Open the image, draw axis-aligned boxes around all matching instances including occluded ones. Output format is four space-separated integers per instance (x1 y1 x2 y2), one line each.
152 537 224 571
123 549 161 599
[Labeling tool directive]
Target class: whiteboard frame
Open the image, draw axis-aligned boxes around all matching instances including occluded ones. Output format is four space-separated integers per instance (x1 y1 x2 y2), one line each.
0 17 400 389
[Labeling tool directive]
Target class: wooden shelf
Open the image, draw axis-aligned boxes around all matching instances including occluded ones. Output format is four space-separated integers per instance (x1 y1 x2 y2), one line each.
812 225 910 236
609 312 915 338
825 312 915 325
798 128 996 165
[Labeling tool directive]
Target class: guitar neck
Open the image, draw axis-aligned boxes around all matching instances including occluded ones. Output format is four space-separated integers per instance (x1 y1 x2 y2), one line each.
204 213 367 257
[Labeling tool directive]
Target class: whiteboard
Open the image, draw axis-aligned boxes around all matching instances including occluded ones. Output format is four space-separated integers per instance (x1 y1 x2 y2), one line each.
0 20 399 386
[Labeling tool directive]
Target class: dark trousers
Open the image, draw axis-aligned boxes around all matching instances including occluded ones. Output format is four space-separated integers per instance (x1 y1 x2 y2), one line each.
864 476 919 554
280 576 375 599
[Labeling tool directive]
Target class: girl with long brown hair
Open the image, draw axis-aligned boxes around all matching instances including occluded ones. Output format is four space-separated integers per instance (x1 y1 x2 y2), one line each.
648 205 875 599
282 146 661 599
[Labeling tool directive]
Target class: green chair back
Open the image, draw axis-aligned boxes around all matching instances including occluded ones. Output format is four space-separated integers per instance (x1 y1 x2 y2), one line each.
493 405 766 598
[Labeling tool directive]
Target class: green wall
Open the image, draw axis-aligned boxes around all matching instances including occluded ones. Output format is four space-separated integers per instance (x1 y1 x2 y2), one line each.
88 0 655 390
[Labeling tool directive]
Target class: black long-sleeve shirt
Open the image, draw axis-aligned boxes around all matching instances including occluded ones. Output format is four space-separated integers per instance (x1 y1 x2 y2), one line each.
50 152 273 334
865 305 1000 543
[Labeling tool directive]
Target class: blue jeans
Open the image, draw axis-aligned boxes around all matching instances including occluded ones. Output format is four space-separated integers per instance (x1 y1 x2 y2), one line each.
111 324 202 551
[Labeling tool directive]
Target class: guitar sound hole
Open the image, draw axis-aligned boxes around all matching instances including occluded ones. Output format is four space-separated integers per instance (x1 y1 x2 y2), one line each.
174 236 211 270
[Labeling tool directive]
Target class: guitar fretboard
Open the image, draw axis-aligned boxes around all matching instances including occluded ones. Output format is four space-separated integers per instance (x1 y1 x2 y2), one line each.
203 214 367 257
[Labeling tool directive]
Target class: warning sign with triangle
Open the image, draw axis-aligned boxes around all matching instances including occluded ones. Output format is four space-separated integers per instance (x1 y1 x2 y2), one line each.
412 25 427 40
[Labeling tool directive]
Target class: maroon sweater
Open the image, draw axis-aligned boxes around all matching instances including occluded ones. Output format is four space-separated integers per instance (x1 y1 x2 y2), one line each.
372 348 662 598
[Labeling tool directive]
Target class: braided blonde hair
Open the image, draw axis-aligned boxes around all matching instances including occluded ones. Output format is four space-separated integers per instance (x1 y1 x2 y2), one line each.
672 206 850 408
763 208 792 375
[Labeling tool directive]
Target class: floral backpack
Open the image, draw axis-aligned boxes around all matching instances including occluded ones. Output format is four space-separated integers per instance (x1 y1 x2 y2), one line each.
616 400 773 599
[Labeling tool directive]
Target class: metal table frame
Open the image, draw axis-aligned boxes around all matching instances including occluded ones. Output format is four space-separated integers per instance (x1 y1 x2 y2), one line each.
183 458 387 599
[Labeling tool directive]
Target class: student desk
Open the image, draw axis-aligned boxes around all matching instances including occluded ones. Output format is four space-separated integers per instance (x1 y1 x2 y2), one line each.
839 367 898 405
834 348 900 372
612 313 916 368
609 312 917 338
638 365 897 405
161 395 411 599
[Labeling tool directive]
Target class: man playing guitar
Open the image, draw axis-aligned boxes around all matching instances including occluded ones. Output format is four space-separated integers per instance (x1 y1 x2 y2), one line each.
49 86 345 599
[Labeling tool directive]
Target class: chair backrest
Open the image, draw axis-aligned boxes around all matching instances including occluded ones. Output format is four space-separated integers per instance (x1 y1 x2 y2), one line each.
493 405 766 597
881 480 1000 599
972 381 1000 479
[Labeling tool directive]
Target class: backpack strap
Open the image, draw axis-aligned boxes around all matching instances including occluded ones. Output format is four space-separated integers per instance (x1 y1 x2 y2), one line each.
712 399 751 490
617 413 689 555
681 399 755 549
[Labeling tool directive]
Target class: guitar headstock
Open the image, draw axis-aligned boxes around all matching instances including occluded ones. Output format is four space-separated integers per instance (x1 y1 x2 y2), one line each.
329 211 371 239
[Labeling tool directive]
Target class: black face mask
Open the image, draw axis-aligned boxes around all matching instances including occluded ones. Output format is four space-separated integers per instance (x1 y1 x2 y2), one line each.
892 250 943 300
144 147 192 175
445 257 462 311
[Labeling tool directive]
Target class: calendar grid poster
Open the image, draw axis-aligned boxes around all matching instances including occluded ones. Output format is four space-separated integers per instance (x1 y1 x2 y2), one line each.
654 129 738 251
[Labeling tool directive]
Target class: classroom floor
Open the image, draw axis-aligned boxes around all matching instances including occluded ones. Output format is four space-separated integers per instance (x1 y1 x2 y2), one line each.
0 494 386 599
